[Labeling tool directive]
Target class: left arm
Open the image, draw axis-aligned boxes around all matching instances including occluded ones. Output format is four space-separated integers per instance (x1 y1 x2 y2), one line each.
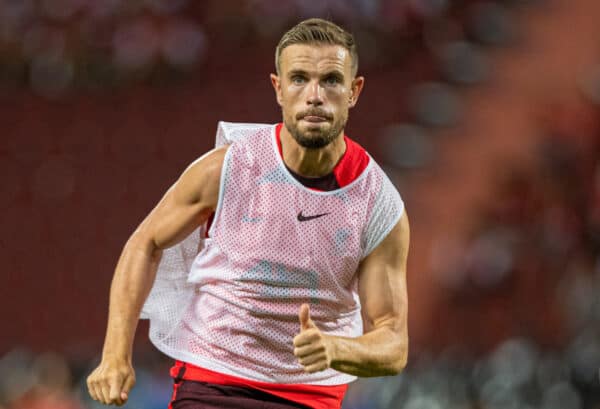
293 212 409 376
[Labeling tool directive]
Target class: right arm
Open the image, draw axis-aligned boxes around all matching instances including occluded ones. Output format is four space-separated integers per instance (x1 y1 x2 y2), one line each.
87 146 228 406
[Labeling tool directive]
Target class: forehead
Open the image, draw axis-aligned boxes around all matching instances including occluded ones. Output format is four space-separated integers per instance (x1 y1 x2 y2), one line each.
279 44 351 74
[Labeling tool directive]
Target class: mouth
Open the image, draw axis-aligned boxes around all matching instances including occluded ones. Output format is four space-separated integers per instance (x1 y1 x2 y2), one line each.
301 115 328 123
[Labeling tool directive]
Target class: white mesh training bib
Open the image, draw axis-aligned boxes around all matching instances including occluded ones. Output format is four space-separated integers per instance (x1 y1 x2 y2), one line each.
141 122 404 385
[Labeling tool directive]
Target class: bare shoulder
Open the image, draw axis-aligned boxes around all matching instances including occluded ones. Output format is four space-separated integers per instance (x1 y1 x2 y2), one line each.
173 145 230 210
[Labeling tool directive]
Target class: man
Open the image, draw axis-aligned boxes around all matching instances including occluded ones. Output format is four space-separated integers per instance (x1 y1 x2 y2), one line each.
87 18 409 409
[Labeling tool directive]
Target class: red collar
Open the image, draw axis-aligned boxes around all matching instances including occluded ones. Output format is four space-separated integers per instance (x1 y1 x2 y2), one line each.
275 123 369 188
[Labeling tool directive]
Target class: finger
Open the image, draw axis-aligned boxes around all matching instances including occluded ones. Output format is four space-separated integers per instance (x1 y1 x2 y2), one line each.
98 380 111 404
109 373 124 405
86 376 97 401
304 361 329 373
294 343 324 358
298 352 325 366
119 391 129 406
88 380 100 402
120 373 136 404
293 333 307 348
89 379 103 403
299 304 314 331
293 329 320 347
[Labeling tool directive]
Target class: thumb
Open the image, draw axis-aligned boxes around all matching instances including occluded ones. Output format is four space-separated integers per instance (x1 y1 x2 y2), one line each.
299 303 315 331
120 373 136 403
108 373 124 403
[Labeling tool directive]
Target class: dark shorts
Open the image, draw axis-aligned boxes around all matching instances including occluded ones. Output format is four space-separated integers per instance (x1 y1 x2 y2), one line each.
168 379 311 409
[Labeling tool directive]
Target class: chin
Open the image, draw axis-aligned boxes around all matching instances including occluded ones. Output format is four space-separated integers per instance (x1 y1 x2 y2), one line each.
301 122 329 133
285 119 338 149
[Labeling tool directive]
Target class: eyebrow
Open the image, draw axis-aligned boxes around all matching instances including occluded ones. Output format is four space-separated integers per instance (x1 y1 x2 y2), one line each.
288 69 309 77
287 69 345 79
323 70 345 79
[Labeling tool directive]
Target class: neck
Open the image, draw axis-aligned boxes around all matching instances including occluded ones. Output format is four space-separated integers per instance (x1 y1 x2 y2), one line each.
280 126 346 178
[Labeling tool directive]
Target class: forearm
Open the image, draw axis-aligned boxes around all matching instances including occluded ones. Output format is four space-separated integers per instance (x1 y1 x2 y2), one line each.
102 235 162 361
329 326 407 377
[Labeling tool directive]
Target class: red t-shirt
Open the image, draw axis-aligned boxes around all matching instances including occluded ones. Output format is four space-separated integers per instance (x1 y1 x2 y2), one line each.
176 123 370 409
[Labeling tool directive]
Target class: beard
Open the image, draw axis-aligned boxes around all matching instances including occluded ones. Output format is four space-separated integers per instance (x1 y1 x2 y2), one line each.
284 108 347 149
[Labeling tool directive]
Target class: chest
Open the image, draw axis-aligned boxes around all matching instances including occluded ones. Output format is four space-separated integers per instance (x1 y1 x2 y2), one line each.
213 165 369 286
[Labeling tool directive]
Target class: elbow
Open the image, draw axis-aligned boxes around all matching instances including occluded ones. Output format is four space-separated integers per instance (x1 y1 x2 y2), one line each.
389 352 407 375
387 337 408 375
127 230 161 259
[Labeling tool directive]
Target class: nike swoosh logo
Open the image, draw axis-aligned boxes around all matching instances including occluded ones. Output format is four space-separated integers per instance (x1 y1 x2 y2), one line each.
297 211 330 222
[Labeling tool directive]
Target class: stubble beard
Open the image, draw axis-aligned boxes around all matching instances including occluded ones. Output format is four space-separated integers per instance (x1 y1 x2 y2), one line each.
284 111 347 149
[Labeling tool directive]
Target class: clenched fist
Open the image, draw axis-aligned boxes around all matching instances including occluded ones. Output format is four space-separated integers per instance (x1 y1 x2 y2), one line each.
293 304 335 373
87 357 136 406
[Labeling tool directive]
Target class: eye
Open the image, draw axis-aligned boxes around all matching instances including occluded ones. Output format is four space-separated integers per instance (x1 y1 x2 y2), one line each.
324 75 341 86
291 75 306 85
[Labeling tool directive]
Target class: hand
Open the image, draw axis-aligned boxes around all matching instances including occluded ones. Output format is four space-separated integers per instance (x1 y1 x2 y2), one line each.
293 304 335 373
87 357 136 406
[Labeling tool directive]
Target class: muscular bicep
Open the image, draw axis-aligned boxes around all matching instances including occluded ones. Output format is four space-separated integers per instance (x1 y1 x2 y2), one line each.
358 211 409 335
132 145 228 251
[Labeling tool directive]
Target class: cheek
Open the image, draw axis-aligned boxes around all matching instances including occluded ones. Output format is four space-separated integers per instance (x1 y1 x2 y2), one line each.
281 87 302 106
280 103 296 122
326 90 350 113
326 87 349 102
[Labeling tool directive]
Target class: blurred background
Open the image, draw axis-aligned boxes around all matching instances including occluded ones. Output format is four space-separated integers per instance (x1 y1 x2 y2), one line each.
1 0 600 408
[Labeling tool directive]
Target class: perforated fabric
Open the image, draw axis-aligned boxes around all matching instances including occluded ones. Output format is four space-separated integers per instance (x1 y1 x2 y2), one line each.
362 172 404 257
141 122 404 386
140 121 252 323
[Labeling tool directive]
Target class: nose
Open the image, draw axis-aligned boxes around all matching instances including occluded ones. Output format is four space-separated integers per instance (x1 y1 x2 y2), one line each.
306 80 323 106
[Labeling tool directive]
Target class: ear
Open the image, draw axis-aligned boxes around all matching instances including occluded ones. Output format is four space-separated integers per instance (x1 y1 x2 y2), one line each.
349 76 365 108
270 73 283 107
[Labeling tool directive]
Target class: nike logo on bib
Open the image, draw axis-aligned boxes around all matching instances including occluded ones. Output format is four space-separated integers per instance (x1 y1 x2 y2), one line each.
297 211 330 222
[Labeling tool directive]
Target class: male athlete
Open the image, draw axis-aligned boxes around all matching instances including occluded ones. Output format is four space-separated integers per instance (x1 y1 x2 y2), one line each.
87 18 409 409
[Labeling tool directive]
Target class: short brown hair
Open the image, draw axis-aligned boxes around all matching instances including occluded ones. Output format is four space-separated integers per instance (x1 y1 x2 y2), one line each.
275 18 359 76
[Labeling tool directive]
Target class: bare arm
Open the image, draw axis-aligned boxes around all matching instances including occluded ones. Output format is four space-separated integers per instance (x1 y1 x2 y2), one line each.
87 146 228 406
294 212 409 377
